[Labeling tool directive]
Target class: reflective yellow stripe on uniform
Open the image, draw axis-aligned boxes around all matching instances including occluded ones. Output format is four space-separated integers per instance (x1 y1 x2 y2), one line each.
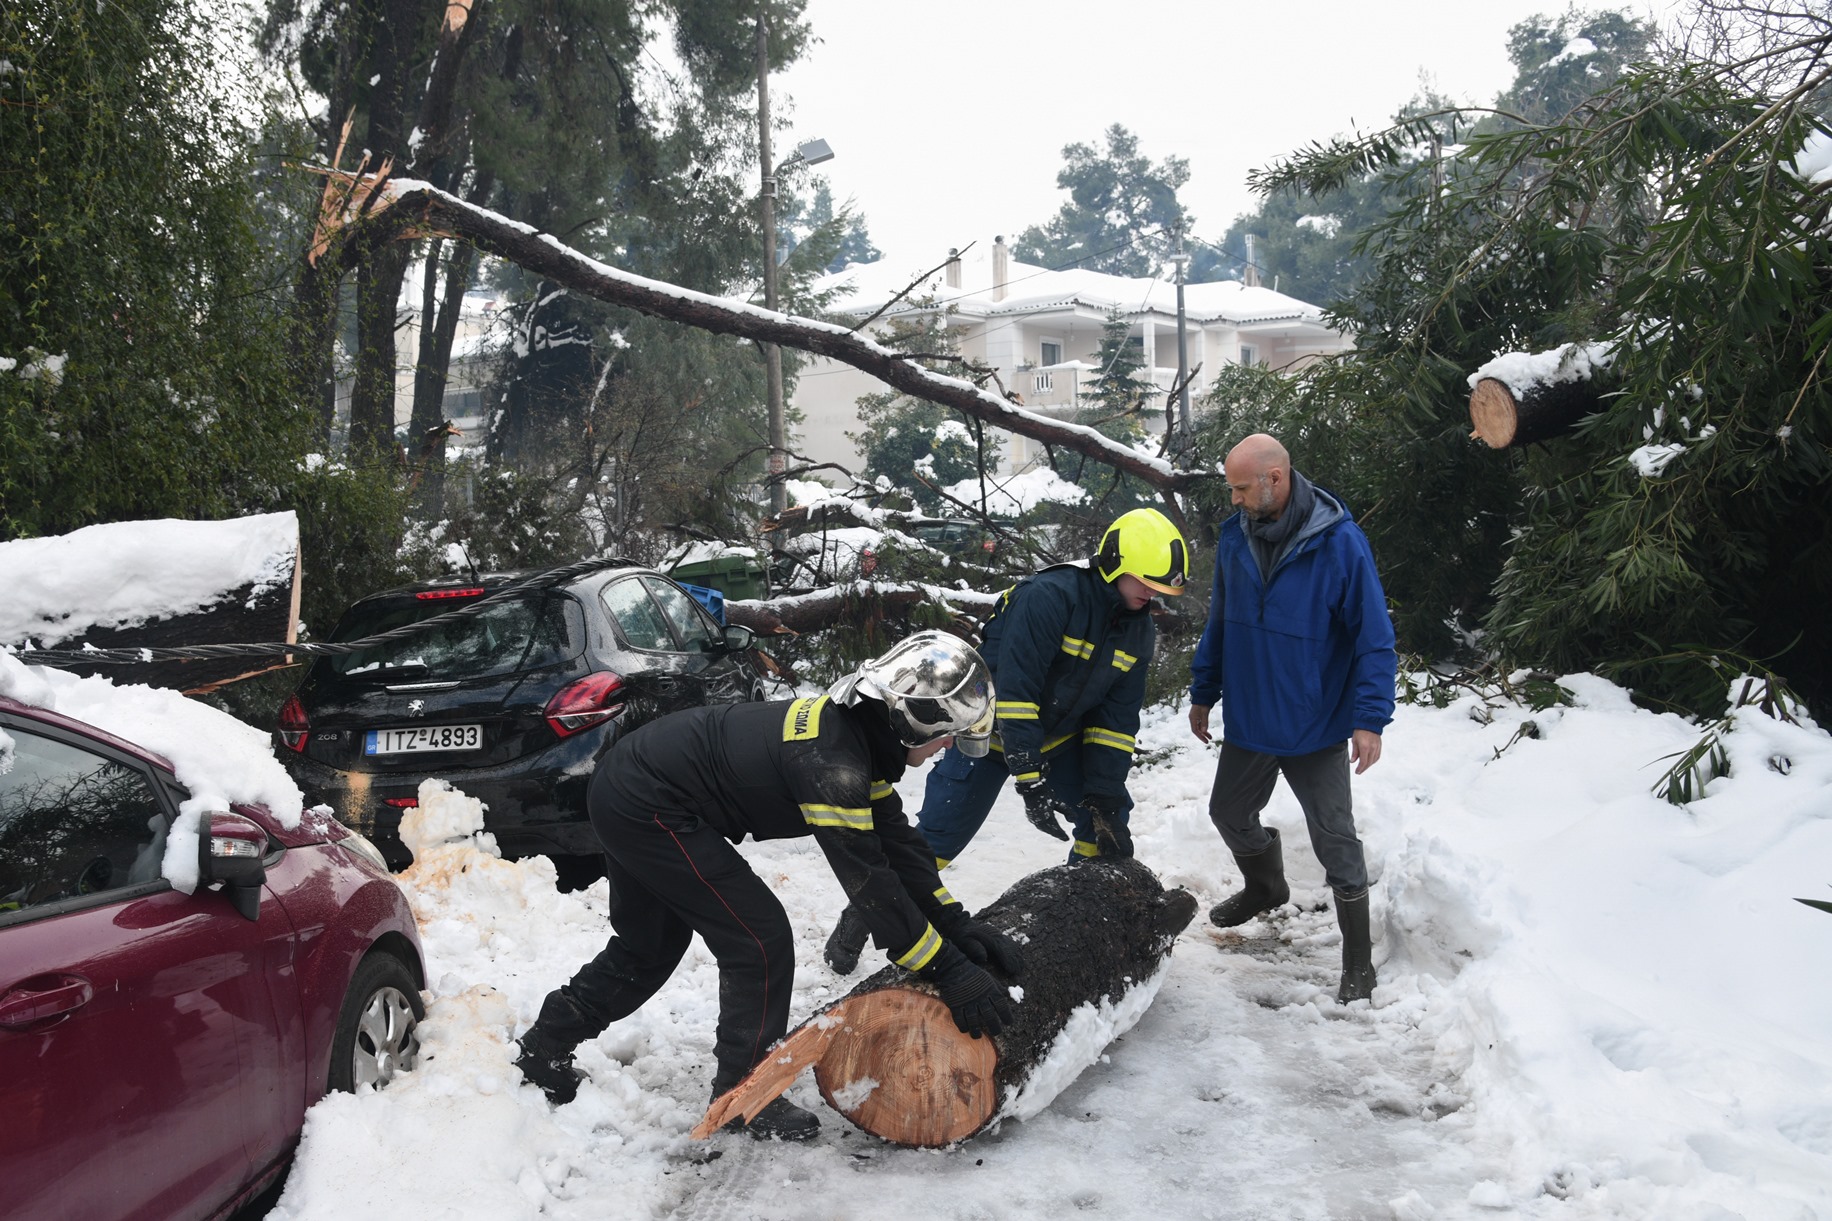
990 731 1072 757
799 803 873 831
996 700 1040 721
782 695 829 742
1083 726 1136 753
1072 839 1101 857
870 779 895 801
1111 649 1138 672
1060 635 1095 660
932 884 959 907
896 923 944 971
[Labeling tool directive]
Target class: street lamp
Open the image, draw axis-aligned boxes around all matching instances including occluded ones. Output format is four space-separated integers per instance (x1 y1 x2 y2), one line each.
756 17 837 516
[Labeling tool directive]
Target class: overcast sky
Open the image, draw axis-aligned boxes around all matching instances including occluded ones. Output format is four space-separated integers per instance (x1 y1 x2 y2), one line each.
775 0 1664 268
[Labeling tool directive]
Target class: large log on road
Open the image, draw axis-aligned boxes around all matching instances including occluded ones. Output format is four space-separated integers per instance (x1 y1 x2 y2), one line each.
694 857 1198 1147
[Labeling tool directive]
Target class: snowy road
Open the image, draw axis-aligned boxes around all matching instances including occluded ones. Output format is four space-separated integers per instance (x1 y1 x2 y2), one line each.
269 686 1832 1221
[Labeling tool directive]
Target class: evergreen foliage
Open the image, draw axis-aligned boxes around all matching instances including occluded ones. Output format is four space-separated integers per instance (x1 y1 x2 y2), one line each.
1249 8 1832 715
0 0 311 539
1014 124 1189 276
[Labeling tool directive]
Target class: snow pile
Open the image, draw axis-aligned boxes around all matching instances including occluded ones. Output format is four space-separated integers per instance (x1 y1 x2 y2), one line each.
0 511 299 647
246 666 1832 1219
1792 128 1832 186
943 466 1088 516
1468 341 1616 395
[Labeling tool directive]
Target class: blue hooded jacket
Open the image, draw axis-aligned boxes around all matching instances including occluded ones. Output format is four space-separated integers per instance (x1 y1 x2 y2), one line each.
1188 485 1396 756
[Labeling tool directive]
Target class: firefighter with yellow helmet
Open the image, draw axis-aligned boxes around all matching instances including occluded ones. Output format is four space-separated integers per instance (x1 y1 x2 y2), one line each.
825 508 1188 973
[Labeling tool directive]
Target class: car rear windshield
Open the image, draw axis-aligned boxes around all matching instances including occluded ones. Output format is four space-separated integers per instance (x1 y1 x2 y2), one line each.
324 592 581 681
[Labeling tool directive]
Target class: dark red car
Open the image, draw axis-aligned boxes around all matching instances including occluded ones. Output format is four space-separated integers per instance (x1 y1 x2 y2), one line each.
0 695 426 1221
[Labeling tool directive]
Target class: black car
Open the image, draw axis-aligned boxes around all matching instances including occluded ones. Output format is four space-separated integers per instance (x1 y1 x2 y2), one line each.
275 565 766 885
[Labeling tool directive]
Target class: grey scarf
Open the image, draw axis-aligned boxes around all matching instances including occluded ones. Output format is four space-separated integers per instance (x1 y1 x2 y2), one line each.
1246 468 1316 581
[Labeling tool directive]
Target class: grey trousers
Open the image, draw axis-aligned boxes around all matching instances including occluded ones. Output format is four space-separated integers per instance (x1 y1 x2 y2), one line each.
1208 740 1367 894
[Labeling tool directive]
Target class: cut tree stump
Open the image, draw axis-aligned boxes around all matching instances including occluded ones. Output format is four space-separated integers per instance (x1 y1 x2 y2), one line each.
693 856 1198 1148
1468 375 1607 449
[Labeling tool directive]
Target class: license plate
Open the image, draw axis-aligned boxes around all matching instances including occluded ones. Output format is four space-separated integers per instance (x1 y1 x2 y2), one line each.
364 724 484 755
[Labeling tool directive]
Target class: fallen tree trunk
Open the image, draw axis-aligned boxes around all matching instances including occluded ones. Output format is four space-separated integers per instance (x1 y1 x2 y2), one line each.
694 857 1198 1148
308 171 1201 502
1468 376 1609 448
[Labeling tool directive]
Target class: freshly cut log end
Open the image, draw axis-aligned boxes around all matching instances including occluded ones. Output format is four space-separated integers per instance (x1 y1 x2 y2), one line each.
813 987 998 1147
1469 377 1521 449
692 857 1196 1149
1468 375 1607 450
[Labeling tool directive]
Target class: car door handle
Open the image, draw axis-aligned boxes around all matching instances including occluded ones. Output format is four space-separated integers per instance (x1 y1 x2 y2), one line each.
0 974 96 1028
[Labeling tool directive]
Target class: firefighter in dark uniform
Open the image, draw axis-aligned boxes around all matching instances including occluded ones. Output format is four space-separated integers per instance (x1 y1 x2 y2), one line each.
825 508 1190 973
512 631 1024 1142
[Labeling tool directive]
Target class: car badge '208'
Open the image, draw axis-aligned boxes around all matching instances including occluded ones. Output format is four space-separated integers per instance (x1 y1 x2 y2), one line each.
406 699 426 717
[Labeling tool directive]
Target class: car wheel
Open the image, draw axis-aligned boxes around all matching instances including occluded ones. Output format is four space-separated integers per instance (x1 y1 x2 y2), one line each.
329 953 423 1092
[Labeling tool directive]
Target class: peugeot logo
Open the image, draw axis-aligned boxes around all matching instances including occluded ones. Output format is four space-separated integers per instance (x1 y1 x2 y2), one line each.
406 699 426 717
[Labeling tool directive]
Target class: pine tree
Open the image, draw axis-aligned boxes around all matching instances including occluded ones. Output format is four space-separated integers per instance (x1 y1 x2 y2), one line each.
1014 125 1188 276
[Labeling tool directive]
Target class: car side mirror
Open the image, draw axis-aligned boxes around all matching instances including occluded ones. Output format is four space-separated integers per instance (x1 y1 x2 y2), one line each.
199 810 268 921
721 624 756 653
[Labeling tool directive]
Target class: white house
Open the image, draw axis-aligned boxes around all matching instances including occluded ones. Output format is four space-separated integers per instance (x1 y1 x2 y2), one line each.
792 237 1353 483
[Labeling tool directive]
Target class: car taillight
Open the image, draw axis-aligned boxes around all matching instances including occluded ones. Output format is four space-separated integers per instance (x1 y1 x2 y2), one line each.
383 797 419 809
860 547 878 576
278 693 310 753
981 538 995 553
544 672 627 738
416 587 486 600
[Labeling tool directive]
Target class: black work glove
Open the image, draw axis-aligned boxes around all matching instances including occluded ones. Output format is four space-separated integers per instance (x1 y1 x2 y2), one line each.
926 945 1013 1039
1015 777 1071 842
951 917 1025 976
1084 793 1134 859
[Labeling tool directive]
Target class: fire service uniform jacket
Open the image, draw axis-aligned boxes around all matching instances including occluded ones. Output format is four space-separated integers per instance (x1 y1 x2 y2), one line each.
980 560 1155 797
589 694 968 969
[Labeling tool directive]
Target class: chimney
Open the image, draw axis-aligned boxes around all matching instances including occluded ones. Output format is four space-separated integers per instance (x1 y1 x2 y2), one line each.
1243 234 1262 288
945 248 961 290
993 236 1008 302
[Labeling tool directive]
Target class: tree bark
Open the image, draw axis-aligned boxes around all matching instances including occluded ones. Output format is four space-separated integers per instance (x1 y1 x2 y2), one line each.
1468 375 1608 449
309 175 1204 496
694 857 1198 1148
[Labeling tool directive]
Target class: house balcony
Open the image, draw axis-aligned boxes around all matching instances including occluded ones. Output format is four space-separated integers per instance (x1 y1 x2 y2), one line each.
1011 362 1183 411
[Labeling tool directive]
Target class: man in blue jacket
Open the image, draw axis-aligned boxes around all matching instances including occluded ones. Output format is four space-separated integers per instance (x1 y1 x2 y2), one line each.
825 508 1189 973
1188 434 1396 1004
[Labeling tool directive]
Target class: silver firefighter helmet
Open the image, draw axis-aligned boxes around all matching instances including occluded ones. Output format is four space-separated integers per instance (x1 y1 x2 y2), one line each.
829 630 995 756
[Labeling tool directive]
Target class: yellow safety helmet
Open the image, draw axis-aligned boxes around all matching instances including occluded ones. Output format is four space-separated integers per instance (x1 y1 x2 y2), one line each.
1094 508 1189 596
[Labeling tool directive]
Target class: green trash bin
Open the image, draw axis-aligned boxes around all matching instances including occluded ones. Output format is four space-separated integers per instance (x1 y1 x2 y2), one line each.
668 552 770 601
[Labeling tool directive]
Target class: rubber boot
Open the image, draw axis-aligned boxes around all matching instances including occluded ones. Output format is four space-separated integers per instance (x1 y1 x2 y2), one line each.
823 903 870 975
1208 827 1291 928
712 1086 821 1142
513 1025 583 1106
1334 888 1377 1004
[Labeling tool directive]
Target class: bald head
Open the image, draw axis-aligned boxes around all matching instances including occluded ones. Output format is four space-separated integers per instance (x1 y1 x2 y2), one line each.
1224 433 1293 521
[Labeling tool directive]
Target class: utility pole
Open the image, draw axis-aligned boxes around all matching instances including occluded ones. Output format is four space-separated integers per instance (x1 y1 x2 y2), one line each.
756 7 788 516
1171 224 1193 458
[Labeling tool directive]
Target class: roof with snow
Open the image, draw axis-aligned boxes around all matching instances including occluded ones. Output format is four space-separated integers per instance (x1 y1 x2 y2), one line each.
816 241 1325 327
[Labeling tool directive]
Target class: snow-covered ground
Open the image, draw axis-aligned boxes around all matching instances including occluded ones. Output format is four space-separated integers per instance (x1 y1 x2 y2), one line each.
249 673 1832 1221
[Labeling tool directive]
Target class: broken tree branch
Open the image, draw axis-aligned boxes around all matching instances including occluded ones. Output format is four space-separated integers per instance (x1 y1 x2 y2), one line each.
309 176 1202 495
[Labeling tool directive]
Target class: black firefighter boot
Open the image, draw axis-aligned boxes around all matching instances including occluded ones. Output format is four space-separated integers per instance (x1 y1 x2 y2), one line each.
513 1024 584 1106
1334 887 1377 1004
823 902 871 975
712 1083 821 1143
1208 827 1292 928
